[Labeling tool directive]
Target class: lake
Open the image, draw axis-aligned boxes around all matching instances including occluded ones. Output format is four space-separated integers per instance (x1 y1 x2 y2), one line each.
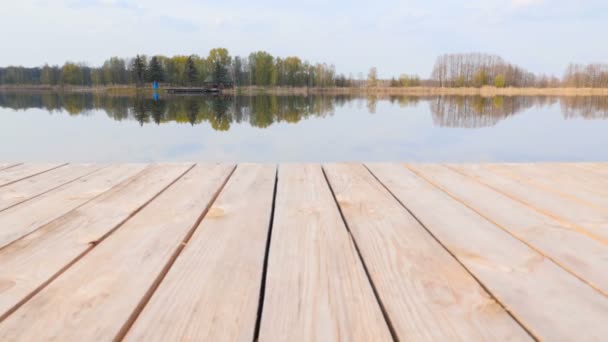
1 91 607 162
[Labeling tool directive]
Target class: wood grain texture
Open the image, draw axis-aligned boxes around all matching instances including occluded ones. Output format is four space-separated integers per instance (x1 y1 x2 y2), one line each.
409 163 608 295
0 164 192 319
126 164 275 342
325 163 529 341
0 164 234 341
0 162 605 340
0 164 147 249
486 163 608 209
0 163 66 187
0 164 101 212
448 163 608 244
368 163 608 340
569 162 608 178
0 163 21 172
258 164 392 342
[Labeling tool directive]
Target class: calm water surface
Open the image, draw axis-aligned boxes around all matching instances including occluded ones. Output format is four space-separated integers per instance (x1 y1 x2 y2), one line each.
1 92 607 162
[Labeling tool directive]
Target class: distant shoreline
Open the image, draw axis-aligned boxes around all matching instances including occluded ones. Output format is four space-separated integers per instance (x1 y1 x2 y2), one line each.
227 86 608 97
1 85 608 97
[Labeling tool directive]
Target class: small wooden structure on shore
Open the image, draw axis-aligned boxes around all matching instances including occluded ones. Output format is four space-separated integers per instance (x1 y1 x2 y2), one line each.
165 87 220 94
164 81 233 94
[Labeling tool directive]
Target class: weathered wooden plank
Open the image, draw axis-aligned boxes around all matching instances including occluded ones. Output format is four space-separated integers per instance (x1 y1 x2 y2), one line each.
0 164 234 341
570 162 608 177
125 164 275 341
0 163 21 172
0 163 66 187
448 164 608 244
368 163 608 340
0 164 193 319
0 164 147 249
257 164 392 342
324 163 529 341
487 163 608 209
409 163 608 295
0 164 102 212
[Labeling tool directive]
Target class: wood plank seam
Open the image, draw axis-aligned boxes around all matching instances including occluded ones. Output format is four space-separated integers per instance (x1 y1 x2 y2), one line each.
321 166 400 342
486 165 608 212
114 164 237 340
0 163 22 172
406 164 608 298
0 164 196 323
363 164 537 340
0 165 107 214
252 167 278 342
0 164 151 250
0 163 69 188
444 164 608 246
0 165 156 254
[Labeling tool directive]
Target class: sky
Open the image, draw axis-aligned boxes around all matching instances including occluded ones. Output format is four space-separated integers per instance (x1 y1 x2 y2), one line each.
2 0 607 77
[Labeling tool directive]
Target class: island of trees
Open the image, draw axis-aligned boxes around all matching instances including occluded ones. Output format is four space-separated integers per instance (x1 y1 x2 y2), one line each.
0 49 607 91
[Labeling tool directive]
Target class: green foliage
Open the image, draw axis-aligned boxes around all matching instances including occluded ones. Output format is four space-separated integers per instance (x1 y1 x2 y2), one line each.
207 48 232 85
3 50 607 89
185 56 198 85
0 49 347 88
41 65 60 85
399 74 421 87
283 57 303 86
146 56 164 83
61 62 84 85
249 51 274 86
102 57 128 85
131 55 147 87
494 74 506 88
367 67 378 87
473 70 488 87
455 75 466 87
431 53 539 88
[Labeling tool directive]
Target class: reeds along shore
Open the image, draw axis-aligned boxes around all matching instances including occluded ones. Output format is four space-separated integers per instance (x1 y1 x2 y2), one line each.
2 84 608 97
226 86 608 97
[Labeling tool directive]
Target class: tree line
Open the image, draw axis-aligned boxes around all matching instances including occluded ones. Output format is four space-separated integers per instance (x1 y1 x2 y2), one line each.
563 63 608 88
1 49 607 88
0 48 348 88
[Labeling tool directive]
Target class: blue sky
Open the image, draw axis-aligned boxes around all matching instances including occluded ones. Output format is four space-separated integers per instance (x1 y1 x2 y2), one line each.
2 0 607 77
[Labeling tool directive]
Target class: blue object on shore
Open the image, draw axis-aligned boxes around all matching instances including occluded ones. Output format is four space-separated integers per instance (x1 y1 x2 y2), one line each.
153 92 159 101
153 81 159 89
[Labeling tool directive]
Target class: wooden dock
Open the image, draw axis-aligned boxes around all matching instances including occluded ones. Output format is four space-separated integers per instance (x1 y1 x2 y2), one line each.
165 87 220 94
0 162 607 341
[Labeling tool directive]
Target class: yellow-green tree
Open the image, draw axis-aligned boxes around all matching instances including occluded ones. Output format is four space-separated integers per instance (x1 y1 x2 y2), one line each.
367 67 378 87
207 48 232 84
60 62 83 85
494 74 506 88
473 70 488 87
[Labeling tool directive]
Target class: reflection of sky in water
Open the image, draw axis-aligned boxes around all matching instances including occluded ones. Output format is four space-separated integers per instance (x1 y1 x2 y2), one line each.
0 98 607 162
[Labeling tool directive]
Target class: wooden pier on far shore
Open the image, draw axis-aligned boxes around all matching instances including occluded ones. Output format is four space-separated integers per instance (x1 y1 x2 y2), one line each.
165 87 221 94
0 162 607 340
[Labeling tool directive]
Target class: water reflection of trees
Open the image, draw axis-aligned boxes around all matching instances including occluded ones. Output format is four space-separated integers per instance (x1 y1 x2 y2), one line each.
429 96 559 128
0 92 606 130
0 92 346 130
560 96 608 119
